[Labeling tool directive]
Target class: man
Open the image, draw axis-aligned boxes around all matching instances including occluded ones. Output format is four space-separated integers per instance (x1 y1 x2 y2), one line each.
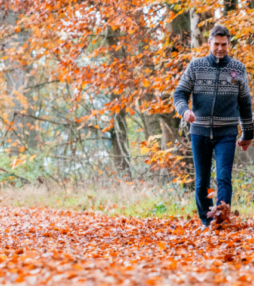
173 25 253 228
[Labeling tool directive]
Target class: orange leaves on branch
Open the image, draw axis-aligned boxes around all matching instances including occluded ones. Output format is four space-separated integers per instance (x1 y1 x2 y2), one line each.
29 154 37 161
14 1 186 108
5 0 254 182
101 123 114 133
140 136 186 181
14 26 21 33
18 146 25 152
11 157 23 169
140 98 174 115
2 0 199 139
126 107 135 116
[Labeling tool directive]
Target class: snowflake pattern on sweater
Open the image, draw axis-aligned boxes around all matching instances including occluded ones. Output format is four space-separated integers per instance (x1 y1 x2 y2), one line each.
173 53 253 140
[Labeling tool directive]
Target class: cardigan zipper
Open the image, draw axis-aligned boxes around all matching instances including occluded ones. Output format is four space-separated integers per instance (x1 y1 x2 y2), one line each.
210 60 220 139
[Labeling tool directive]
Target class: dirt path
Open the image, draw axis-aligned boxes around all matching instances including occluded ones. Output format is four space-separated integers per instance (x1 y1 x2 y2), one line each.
0 207 253 285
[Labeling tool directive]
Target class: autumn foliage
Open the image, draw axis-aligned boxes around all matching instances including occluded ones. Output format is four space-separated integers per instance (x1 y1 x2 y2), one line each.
0 0 252 185
0 1 254 285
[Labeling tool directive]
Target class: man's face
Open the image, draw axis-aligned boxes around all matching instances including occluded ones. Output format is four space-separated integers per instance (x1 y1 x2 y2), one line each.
208 35 230 59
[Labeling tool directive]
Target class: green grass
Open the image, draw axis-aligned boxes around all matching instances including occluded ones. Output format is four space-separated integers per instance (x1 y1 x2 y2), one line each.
0 183 198 218
111 196 197 218
0 175 254 220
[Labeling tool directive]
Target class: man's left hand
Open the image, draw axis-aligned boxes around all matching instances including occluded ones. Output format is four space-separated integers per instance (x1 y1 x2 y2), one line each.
236 138 252 151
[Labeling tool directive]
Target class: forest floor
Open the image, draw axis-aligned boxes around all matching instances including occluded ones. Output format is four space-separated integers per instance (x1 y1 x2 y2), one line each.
0 206 254 285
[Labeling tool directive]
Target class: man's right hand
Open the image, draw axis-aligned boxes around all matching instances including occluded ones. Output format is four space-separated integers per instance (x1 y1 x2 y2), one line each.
184 110 196 123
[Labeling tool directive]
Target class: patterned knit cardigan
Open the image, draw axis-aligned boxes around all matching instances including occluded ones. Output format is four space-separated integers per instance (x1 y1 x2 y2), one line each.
173 53 253 140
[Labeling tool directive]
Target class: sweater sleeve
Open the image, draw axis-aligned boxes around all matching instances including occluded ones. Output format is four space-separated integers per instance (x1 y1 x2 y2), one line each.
239 66 253 140
173 61 195 117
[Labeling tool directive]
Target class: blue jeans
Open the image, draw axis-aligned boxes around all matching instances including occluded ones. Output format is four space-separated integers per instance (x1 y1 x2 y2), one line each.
191 134 237 225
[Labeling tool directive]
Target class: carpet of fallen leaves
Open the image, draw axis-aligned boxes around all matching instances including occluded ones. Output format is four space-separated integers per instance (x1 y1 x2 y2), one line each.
1 207 254 285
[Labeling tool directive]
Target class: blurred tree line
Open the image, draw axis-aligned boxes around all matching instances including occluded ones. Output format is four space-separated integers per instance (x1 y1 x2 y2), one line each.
0 0 252 189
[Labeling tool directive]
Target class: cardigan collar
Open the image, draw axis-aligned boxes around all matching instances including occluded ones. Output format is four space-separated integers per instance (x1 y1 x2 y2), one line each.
208 52 231 67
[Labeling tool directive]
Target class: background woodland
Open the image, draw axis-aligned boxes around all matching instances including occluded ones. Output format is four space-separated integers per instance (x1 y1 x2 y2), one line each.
0 0 253 192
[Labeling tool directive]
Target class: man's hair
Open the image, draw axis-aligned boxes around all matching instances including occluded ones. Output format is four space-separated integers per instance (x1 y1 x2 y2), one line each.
209 25 230 41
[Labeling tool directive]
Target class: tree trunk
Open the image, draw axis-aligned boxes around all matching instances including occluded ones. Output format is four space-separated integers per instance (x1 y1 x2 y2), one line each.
164 9 191 148
190 8 201 49
1 10 37 155
160 114 180 150
137 33 161 140
157 7 191 184
166 8 190 38
143 94 162 140
106 27 132 174
110 107 132 175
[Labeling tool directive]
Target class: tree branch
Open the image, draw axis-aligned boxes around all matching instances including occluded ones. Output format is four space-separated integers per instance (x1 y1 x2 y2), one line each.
0 168 30 184
15 112 101 131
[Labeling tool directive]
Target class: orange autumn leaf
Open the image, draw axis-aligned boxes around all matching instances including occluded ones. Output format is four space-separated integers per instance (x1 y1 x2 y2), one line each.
207 188 217 199
143 79 150 87
11 158 22 169
207 188 215 194
29 154 37 161
0 254 8 261
158 241 167 251
18 146 25 152
207 191 216 199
